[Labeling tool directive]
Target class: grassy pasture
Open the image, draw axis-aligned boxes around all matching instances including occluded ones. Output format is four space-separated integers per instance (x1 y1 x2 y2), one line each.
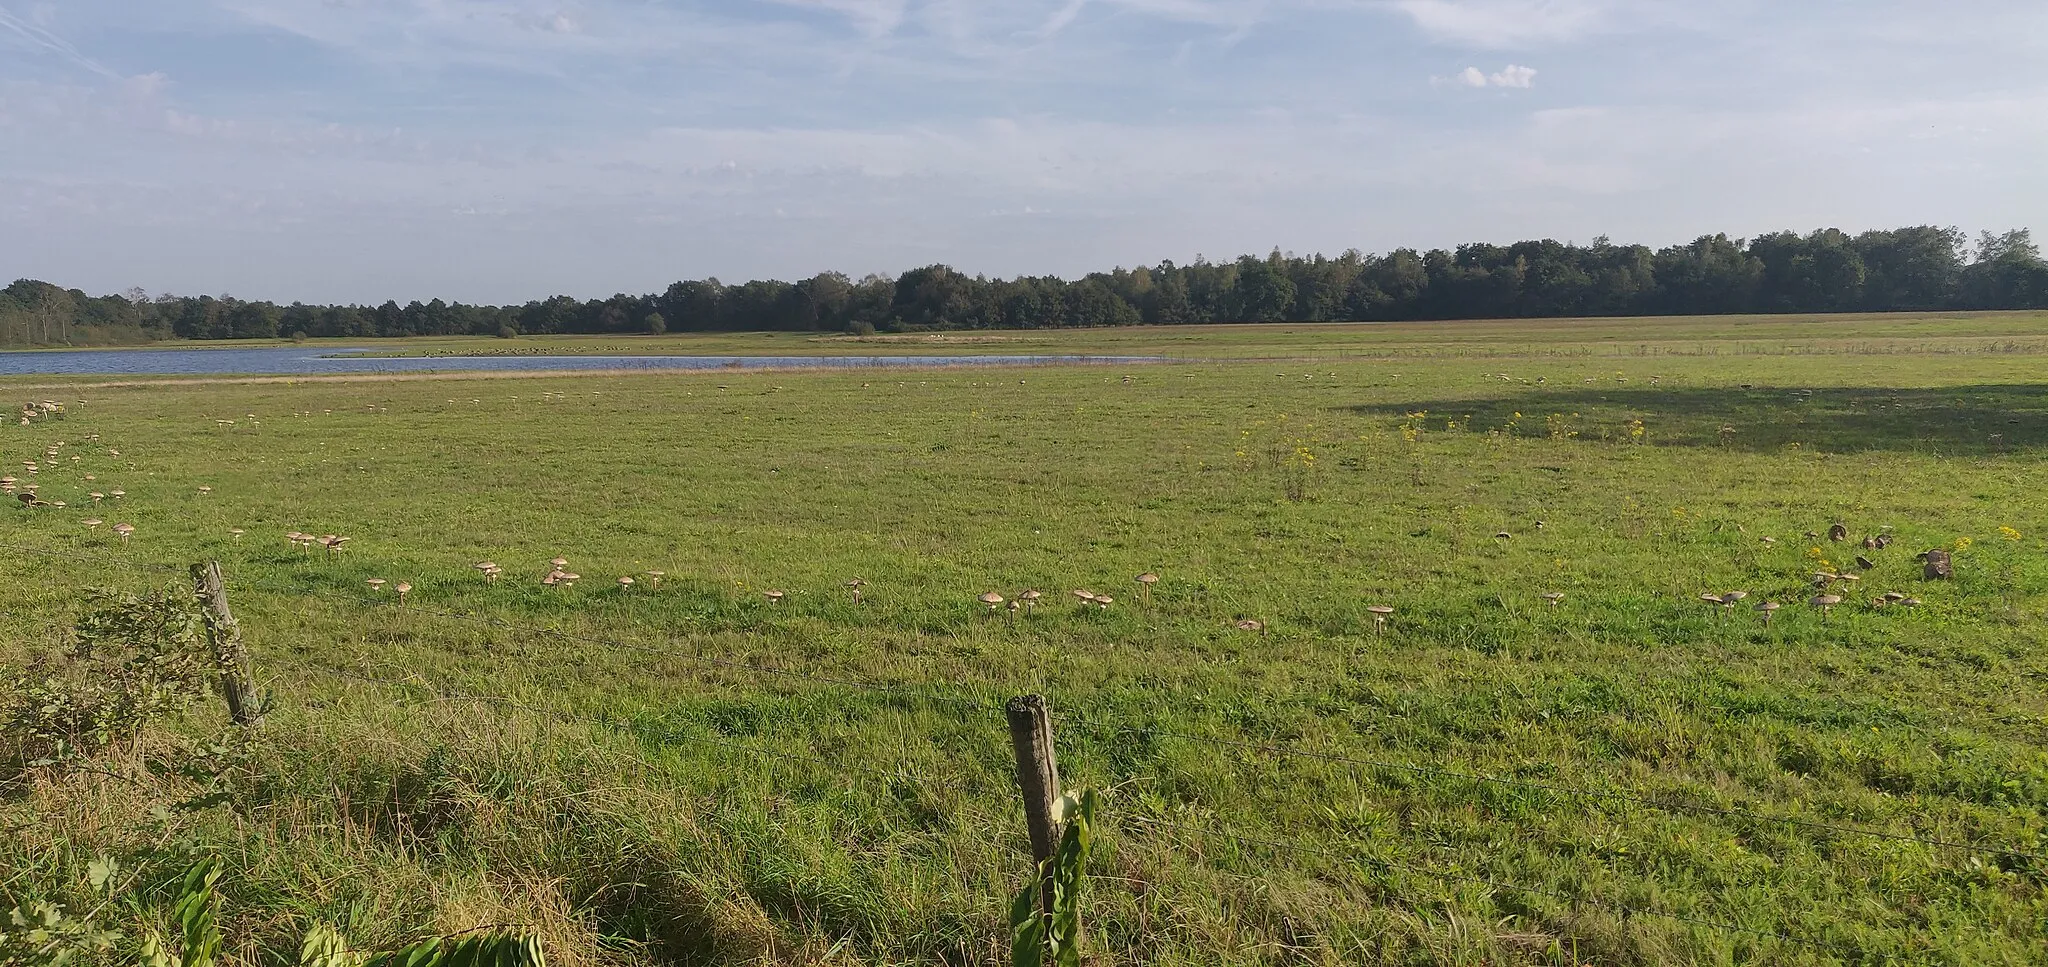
7 313 2048 965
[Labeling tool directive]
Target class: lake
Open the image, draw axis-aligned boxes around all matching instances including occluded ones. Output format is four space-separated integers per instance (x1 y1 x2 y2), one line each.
0 347 1161 377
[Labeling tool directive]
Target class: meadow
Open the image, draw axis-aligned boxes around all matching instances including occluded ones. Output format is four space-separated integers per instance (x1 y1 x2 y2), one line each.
6 312 2048 965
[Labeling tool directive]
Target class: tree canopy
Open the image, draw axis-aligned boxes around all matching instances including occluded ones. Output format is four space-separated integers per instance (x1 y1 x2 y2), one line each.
5 226 2044 347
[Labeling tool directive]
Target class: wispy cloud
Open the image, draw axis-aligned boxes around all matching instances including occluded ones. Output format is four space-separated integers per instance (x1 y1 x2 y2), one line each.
1392 0 1610 48
0 4 116 77
3 0 2046 302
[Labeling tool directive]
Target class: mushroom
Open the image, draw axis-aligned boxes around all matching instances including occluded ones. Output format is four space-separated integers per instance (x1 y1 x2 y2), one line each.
844 578 866 602
1234 617 1266 635
1494 531 1511 540
229 528 245 540
550 557 569 568
1541 591 1565 609
474 561 499 582
1136 572 1159 600
1882 591 1907 604
978 591 1006 614
109 490 124 499
1008 600 1022 617
1760 536 1776 545
1754 600 1781 627
1072 589 1099 605
618 576 635 589
1810 594 1843 621
112 522 134 544
82 518 103 531
764 589 785 604
88 492 103 506
197 486 213 494
644 570 665 589
1366 605 1395 635
1093 594 1114 610
366 578 388 592
1854 555 1876 570
395 581 412 604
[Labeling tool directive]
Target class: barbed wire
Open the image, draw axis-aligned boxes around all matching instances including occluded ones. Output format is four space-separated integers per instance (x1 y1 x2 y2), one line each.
1056 713 2048 864
256 574 2048 866
1128 815 1826 951
11 540 2045 865
263 655 970 794
0 540 190 574
248 579 1009 720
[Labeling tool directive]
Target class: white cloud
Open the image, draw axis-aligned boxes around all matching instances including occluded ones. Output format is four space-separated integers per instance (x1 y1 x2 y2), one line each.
1489 63 1536 87
1435 63 1537 88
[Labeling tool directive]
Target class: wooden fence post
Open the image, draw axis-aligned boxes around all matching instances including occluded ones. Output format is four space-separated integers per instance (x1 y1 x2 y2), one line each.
1006 693 1062 923
191 561 262 727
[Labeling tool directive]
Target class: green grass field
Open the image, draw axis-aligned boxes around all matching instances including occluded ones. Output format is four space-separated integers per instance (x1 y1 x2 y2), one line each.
7 313 2048 965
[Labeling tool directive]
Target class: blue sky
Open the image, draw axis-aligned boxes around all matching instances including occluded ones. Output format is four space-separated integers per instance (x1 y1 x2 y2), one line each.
3 0 2044 304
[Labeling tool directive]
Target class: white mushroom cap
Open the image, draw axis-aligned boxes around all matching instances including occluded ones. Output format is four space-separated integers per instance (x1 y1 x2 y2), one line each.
1367 605 1395 615
1136 573 1159 585
979 591 1005 605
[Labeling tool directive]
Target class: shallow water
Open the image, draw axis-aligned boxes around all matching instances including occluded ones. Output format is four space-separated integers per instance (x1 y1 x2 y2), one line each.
0 347 1160 377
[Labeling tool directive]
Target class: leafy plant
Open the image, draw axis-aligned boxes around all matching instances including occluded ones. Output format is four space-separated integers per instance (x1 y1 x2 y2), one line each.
4 588 212 777
1009 789 1097 967
6 857 546 967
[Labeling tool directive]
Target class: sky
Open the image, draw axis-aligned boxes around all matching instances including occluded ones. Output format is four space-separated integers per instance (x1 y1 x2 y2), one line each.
2 0 2045 304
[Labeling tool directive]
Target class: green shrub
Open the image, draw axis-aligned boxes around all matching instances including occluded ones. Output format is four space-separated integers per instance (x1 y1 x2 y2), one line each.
3 588 211 777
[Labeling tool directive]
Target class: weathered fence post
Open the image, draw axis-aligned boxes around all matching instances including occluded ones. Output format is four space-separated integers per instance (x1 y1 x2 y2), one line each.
191 561 262 727
1007 693 1062 924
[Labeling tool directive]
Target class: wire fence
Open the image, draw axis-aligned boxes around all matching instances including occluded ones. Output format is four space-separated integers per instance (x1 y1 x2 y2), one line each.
10 541 2041 954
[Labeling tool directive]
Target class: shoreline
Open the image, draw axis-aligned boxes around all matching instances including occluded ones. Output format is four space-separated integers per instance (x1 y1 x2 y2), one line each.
0 356 1183 391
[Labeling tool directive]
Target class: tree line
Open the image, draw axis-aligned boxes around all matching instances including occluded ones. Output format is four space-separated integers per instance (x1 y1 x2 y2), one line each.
5 225 2045 347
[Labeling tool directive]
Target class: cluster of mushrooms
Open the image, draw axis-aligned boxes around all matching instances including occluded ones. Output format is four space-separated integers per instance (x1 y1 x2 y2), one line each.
285 532 352 554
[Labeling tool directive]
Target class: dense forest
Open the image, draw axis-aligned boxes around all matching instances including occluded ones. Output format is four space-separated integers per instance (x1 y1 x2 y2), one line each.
5 226 2046 346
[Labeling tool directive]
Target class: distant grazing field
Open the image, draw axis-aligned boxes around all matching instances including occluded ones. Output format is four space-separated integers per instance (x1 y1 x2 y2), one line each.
7 312 2048 965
